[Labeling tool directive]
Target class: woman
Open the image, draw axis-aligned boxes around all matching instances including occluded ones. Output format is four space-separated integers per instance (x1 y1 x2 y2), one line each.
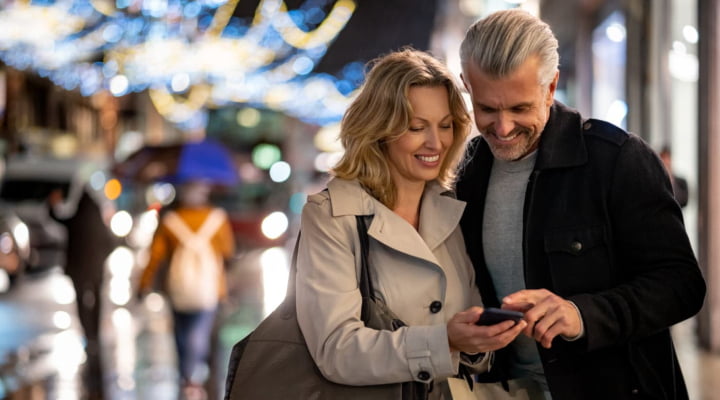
296 48 526 399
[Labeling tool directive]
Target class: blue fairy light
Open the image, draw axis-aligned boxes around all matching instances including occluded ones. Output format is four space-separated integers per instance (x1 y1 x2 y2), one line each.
0 0 362 126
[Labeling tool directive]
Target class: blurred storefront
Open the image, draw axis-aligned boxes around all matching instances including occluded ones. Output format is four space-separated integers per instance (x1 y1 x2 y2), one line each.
532 0 720 354
1 0 720 351
698 0 720 353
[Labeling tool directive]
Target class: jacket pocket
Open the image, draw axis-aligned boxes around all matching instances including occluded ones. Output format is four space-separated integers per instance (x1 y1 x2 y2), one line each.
544 226 613 294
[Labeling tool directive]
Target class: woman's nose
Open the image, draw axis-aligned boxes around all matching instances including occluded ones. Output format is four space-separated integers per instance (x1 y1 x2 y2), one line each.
425 128 442 149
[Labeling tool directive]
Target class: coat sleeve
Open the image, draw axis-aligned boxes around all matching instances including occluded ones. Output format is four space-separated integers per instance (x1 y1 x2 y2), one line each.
138 219 172 293
567 135 706 352
295 194 457 386
215 211 235 261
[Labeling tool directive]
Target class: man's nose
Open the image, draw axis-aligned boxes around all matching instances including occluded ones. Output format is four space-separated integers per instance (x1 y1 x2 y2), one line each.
494 112 514 137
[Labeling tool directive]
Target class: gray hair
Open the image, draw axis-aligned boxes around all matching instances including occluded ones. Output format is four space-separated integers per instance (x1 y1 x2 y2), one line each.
460 9 559 87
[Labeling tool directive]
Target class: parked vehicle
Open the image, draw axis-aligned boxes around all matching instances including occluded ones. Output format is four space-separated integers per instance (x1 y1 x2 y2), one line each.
0 210 30 291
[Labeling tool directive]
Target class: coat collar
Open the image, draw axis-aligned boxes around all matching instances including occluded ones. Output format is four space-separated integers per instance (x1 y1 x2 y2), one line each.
534 101 588 170
326 178 466 265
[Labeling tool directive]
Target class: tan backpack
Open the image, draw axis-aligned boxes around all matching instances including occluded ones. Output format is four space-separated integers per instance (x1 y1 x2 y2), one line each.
163 208 226 311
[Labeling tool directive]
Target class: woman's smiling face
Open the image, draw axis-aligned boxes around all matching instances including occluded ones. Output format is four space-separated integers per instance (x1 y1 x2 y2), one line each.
386 85 454 190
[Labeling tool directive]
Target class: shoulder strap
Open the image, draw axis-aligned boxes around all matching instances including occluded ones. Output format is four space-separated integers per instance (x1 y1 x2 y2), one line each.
163 209 226 242
356 215 374 300
163 211 194 242
283 215 374 321
196 208 227 240
278 232 301 318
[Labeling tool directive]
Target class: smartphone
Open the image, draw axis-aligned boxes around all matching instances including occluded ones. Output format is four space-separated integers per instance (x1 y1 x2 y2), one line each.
475 307 524 326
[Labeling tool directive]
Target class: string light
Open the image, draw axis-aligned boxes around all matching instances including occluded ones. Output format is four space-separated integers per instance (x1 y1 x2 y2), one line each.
0 0 359 126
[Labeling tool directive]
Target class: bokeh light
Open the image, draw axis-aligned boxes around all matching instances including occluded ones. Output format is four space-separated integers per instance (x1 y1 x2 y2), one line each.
252 144 282 170
261 211 289 240
269 161 291 182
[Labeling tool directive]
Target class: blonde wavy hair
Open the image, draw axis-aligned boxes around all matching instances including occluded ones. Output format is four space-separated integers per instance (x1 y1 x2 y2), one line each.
331 48 471 208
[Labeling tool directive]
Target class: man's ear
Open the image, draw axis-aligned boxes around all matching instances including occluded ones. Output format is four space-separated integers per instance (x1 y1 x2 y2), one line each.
546 71 559 106
460 73 470 93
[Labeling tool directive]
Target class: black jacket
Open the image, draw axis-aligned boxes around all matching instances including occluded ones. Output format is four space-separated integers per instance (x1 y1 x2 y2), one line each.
457 102 706 399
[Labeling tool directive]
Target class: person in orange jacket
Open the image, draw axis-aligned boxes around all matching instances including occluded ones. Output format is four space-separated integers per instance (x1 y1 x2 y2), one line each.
138 180 235 399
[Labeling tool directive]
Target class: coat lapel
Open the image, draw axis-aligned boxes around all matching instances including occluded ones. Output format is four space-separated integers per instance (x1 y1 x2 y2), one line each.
535 102 588 170
326 178 465 267
417 184 465 251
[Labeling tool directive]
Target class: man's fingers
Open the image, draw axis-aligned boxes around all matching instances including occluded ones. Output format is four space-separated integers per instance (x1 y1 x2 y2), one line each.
502 302 533 313
539 323 565 348
503 289 550 306
532 312 557 345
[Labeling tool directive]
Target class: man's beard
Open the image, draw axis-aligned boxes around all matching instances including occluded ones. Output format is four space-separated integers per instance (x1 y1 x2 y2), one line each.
483 126 540 161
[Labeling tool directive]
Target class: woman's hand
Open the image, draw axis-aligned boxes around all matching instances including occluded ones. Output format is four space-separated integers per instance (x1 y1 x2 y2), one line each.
446 306 527 353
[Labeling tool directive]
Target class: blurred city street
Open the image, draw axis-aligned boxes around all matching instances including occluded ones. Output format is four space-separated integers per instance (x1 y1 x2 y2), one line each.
0 0 719 399
0 246 274 400
0 268 84 399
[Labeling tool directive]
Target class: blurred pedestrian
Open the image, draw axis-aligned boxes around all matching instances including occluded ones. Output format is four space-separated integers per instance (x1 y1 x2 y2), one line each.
48 186 116 400
456 9 705 399
137 180 235 400
659 145 689 207
295 48 523 400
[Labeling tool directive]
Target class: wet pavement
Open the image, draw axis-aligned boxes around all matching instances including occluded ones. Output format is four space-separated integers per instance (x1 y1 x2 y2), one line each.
0 246 272 400
102 247 269 400
0 267 85 399
2 248 720 400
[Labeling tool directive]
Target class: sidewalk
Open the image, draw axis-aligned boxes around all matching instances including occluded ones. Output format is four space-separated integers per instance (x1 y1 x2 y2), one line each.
0 268 85 400
101 248 267 400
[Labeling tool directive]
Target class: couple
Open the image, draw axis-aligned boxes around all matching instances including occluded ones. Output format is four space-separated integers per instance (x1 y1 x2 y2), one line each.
295 9 705 400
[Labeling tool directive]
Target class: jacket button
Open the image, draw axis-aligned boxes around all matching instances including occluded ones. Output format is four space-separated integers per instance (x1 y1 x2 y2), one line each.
583 121 592 130
570 241 583 253
631 388 639 395
429 301 442 313
417 371 431 381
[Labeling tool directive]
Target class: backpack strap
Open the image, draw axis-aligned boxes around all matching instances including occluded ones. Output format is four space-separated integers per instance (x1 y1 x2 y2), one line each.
195 208 227 240
163 208 227 242
163 211 195 243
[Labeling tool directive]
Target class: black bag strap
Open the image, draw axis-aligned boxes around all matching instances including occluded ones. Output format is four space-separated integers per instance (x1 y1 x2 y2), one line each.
282 215 372 320
278 232 301 319
356 215 374 301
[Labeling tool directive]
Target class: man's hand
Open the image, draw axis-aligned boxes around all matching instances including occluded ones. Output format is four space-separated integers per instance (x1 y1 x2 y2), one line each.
502 289 582 349
446 306 527 354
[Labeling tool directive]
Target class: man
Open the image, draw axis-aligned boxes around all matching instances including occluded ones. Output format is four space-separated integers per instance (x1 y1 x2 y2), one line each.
659 145 689 208
456 9 705 400
49 186 116 400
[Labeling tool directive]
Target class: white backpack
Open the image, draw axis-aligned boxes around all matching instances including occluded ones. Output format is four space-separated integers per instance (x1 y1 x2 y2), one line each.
163 208 227 311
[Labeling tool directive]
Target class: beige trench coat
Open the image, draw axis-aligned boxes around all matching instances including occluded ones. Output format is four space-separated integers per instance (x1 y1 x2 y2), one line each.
296 178 486 397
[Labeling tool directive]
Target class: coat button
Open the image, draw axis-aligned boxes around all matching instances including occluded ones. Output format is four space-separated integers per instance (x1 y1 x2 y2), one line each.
570 241 583 253
417 371 431 381
583 121 592 130
429 301 442 313
631 388 639 395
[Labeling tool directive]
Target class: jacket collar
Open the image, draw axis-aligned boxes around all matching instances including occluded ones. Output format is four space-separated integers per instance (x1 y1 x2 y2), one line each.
326 178 466 265
534 101 587 170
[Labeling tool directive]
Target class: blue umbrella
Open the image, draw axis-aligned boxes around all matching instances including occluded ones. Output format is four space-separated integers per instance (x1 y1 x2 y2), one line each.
113 139 239 186
173 139 239 186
